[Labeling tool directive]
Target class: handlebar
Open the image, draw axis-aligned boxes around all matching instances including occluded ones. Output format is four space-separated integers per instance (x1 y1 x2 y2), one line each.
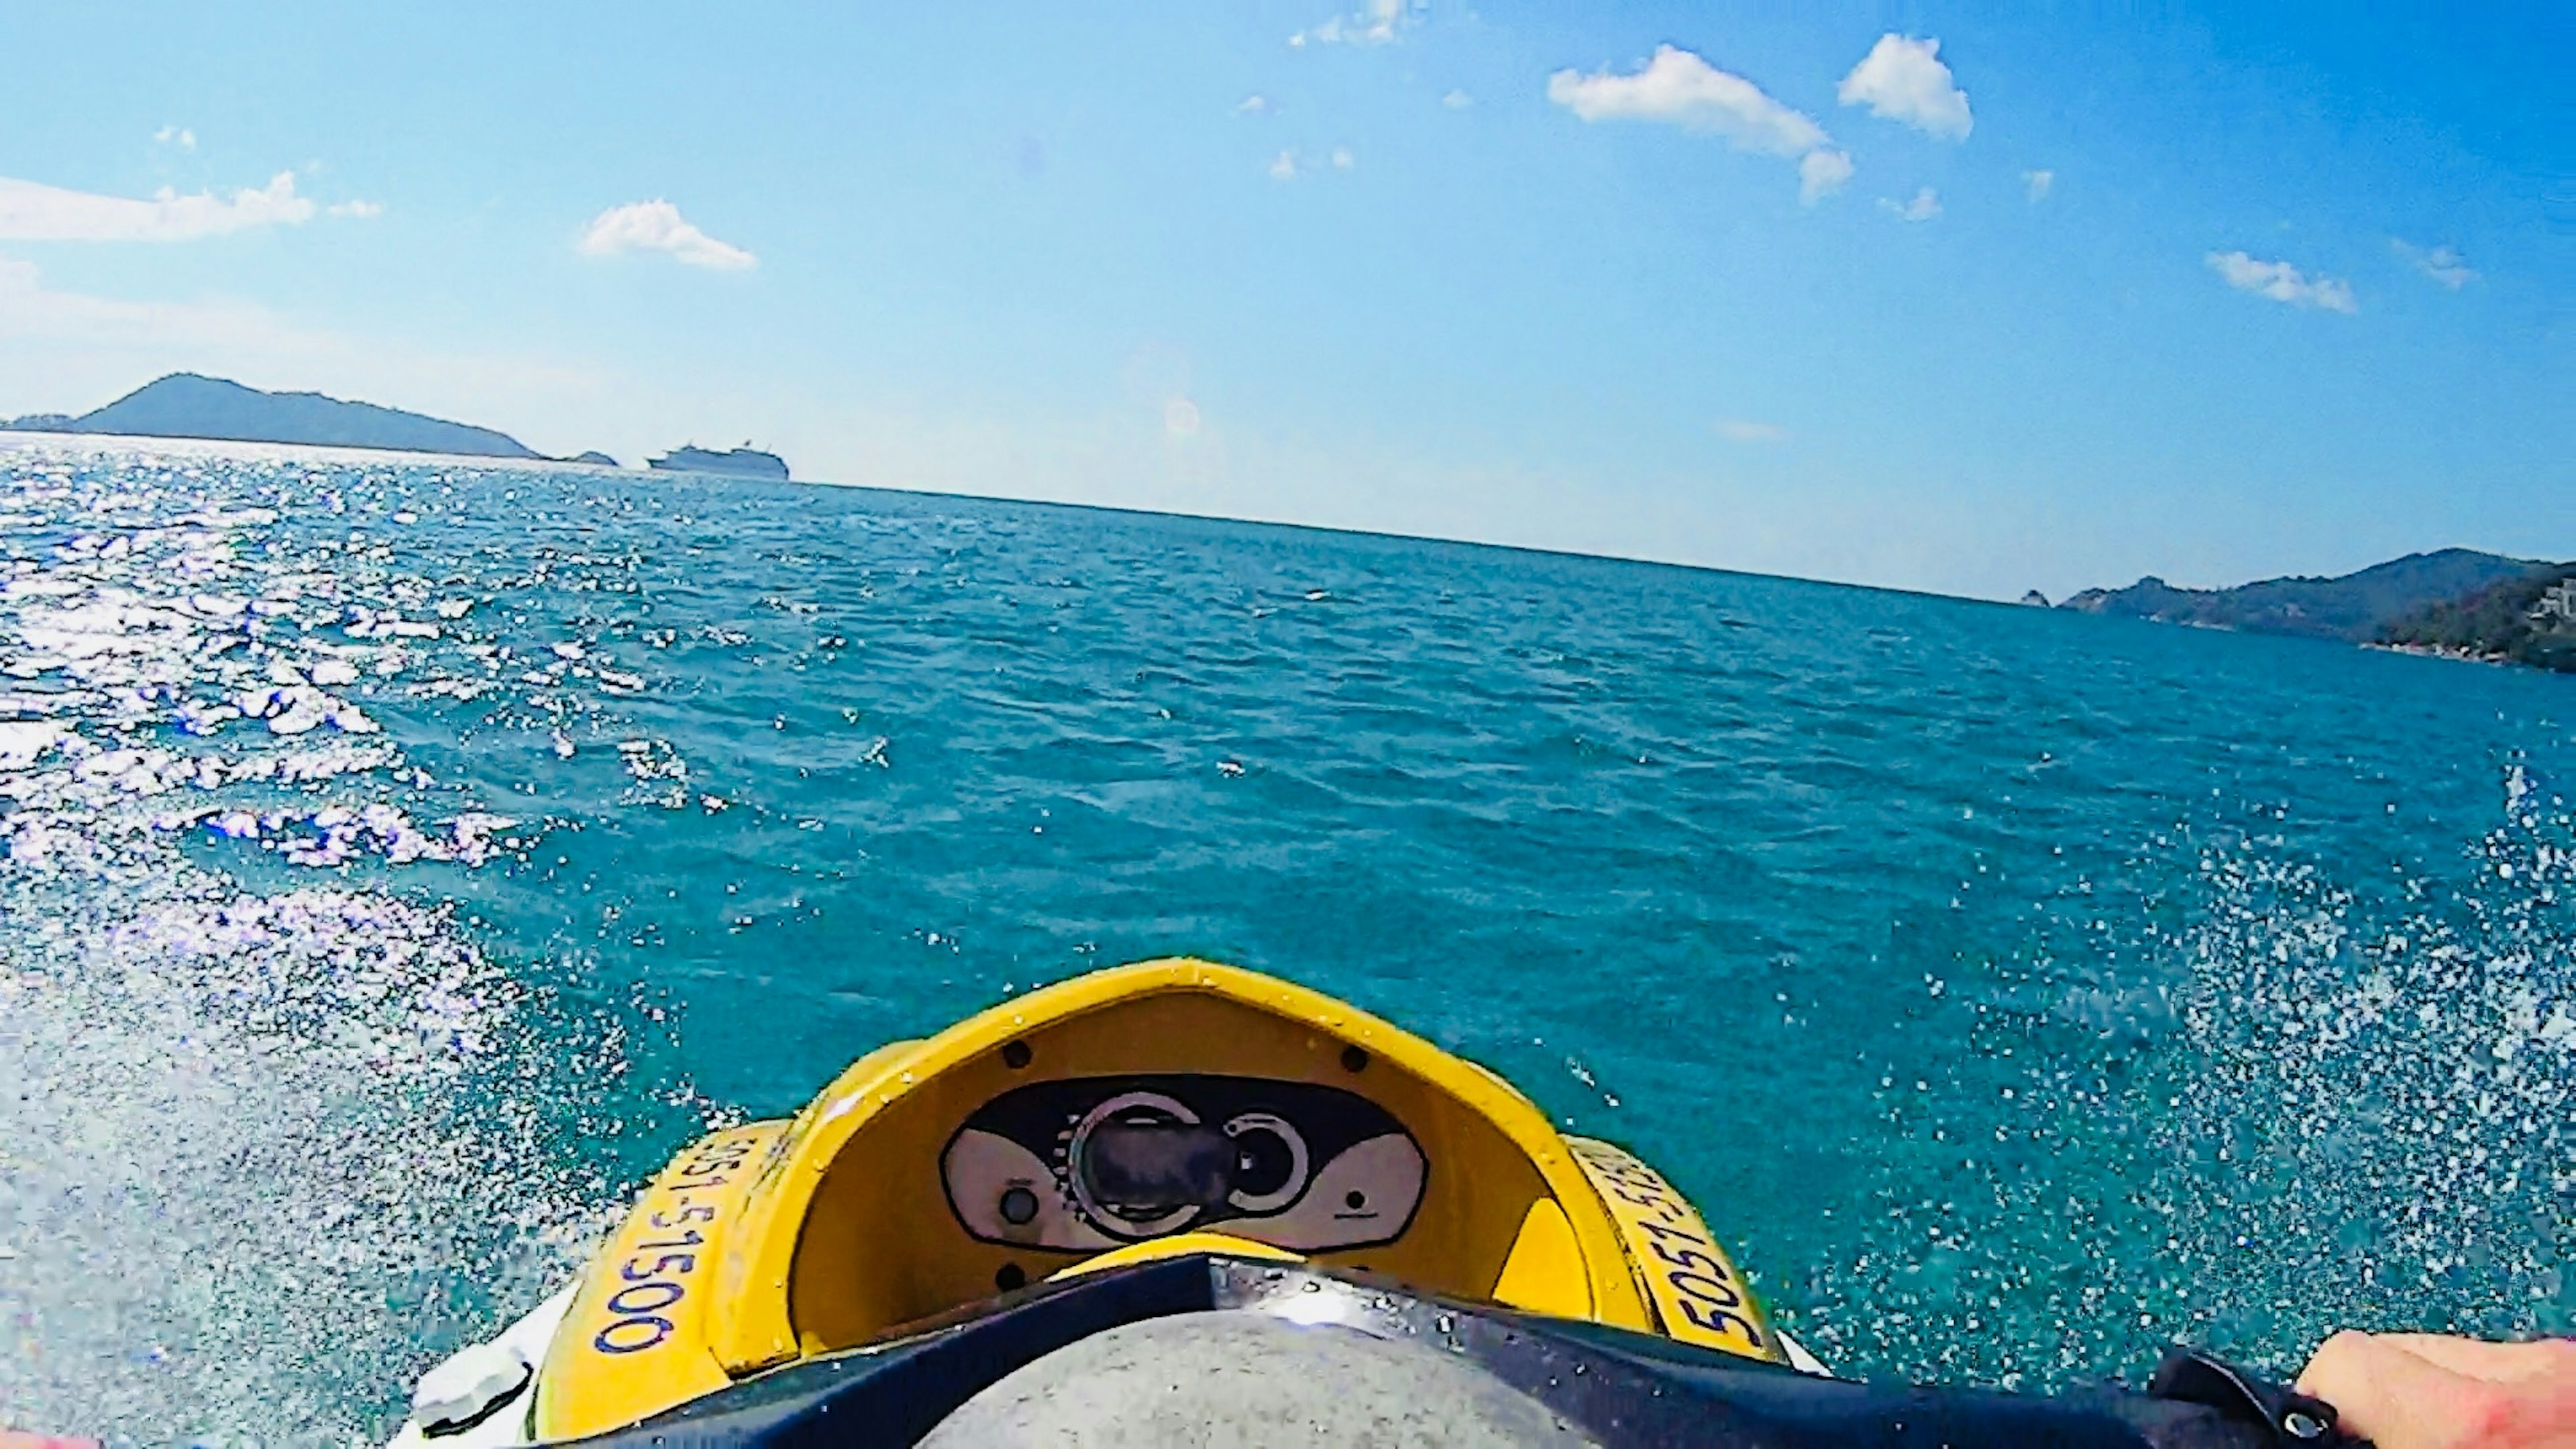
557 1252 2364 1448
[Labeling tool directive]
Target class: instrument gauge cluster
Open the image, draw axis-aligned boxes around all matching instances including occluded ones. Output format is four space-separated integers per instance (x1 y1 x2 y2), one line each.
942 1075 1426 1253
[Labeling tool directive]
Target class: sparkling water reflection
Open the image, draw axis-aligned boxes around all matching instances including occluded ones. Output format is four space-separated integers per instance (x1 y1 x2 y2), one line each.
0 438 2567 1439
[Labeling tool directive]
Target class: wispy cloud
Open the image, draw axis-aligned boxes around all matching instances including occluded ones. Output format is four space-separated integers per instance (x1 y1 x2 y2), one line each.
328 199 383 219
0 171 343 241
1799 151 1855 205
2392 238 2477 289
1291 0 1409 48
1715 419 1787 443
0 251 313 352
153 125 197 151
2206 251 2357 313
2023 169 2053 202
1234 95 1271 115
1266 148 1357 180
1878 186 1941 222
1442 89 1474 109
0 251 603 451
578 201 756 271
1548 46 1850 205
1837 35 1972 141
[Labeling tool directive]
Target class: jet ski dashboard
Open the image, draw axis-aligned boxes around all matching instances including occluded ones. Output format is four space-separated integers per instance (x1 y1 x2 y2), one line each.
941 1074 1428 1253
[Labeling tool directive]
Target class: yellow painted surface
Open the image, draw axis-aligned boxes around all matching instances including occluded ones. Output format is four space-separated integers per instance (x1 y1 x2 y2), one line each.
1490 1196 1591 1320
702 1038 924 1370
708 959 1655 1368
533 1120 788 1439
1566 1137 1784 1363
1046 1231 1303 1282
531 960 1768 1430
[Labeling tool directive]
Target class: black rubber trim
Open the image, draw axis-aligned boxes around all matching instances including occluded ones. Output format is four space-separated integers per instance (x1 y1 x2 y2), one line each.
551 1254 2353 1448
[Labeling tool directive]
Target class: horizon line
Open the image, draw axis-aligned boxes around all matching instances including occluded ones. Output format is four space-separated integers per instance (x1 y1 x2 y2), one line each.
0 427 2553 608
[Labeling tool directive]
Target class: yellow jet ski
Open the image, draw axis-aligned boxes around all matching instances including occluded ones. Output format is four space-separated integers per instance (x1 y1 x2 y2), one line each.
388 959 2359 1448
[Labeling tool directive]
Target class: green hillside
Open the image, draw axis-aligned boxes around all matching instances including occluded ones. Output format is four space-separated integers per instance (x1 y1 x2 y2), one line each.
2377 565 2576 673
61 374 539 458
2059 549 2553 643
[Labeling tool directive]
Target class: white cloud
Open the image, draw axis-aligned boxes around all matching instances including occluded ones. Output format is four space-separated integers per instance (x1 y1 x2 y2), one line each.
1550 46 1828 154
1291 0 1409 47
1234 95 1271 115
2392 239 2477 289
0 171 325 241
1265 148 1355 181
1878 186 1941 222
154 125 197 151
1442 89 1474 109
1799 150 1854 204
577 201 756 272
1837 34 1972 140
2206 251 2357 313
1715 419 1786 443
327 200 384 219
2023 168 2053 202
1550 46 1849 204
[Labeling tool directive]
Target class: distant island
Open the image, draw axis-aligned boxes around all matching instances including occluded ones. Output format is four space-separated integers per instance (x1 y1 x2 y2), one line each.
11 373 545 459
649 444 790 480
7 374 2552 669
2057 548 2576 673
1 373 792 479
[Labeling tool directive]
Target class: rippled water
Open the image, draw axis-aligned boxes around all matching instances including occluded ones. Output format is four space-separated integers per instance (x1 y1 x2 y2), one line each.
1 439 2569 1442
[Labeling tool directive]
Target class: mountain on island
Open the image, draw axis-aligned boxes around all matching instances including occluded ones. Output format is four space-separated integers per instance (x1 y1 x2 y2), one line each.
2056 548 2576 673
2058 549 2555 643
4 375 790 478
40 373 544 459
648 443 790 480
2378 565 2576 672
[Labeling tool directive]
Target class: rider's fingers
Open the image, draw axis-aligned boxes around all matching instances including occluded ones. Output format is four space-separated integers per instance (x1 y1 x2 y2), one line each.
2365 1334 2576 1385
2297 1331 2521 1449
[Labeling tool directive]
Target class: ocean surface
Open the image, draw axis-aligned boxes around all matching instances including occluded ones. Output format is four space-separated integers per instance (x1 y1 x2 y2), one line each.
1 439 2569 1443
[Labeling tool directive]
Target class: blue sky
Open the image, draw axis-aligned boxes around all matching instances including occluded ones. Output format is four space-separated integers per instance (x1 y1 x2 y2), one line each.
0 1 2562 599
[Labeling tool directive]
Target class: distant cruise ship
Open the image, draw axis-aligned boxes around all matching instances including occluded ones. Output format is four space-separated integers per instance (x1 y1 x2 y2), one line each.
647 443 790 480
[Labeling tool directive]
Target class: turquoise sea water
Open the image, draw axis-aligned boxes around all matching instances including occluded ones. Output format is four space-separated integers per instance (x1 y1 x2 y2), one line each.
1 440 2569 1442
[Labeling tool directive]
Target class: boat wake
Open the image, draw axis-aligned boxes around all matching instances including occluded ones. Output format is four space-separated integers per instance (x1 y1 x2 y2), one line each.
1791 763 2575 1387
0 447 676 1440
2160 762 2573 1354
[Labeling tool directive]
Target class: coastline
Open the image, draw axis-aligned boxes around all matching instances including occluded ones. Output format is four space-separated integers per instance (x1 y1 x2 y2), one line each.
0 427 630 474
2366 640 2515 667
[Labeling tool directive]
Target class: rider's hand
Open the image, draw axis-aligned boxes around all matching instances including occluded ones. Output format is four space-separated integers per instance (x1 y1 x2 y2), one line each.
0 1434 99 1449
2296 1330 2576 1448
